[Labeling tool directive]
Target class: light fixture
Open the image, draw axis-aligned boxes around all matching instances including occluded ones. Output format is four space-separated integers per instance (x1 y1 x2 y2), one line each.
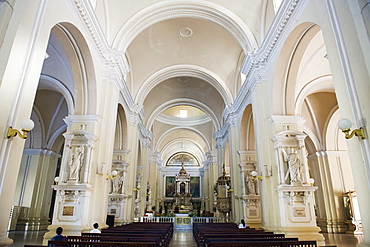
106 170 118 180
7 119 35 139
54 176 60 185
338 118 365 139
251 171 262 180
179 110 187 118
308 178 315 186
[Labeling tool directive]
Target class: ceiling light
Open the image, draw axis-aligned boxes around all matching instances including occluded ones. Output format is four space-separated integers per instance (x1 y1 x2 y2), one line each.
180 110 187 118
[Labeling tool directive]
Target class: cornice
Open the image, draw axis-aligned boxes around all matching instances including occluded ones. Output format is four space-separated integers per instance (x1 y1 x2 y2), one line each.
138 123 153 149
71 0 142 126
72 0 129 74
241 0 301 76
213 126 229 149
64 114 101 126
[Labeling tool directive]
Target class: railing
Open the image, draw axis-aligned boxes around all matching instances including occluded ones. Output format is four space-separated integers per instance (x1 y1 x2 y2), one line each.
140 216 225 224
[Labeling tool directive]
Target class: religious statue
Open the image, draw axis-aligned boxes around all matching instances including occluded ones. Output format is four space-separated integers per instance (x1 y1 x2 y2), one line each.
68 146 84 182
246 176 256 195
112 173 123 194
282 147 302 184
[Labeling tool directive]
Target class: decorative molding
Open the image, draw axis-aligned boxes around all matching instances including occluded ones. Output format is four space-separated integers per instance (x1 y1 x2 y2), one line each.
226 0 304 132
146 98 221 131
113 1 257 53
241 0 300 76
213 129 228 149
156 113 211 126
71 0 129 74
276 185 317 205
268 115 306 126
136 64 232 106
64 115 101 126
23 148 61 158
139 124 153 148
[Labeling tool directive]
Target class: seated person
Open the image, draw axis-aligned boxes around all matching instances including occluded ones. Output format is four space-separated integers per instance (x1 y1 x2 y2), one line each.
50 227 67 245
90 222 101 233
238 219 247 228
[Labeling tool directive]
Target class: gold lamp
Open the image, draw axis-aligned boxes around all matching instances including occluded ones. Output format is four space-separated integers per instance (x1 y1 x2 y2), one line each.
7 119 35 139
338 118 365 140
251 171 263 180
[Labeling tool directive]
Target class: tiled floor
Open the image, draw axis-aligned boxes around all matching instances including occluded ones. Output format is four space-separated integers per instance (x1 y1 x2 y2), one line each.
7 229 364 247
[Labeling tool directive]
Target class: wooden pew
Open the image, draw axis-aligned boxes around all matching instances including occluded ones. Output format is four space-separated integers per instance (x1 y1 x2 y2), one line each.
48 241 157 247
206 240 317 247
204 238 301 247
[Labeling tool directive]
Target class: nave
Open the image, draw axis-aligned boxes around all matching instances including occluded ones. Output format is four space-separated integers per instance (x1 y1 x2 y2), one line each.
6 229 364 247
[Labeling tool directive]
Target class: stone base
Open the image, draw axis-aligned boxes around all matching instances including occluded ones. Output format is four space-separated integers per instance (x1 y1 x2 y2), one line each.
16 217 50 231
0 236 13 247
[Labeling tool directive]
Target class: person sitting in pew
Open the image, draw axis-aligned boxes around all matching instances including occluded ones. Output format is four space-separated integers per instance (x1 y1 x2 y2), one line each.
238 219 247 228
49 227 67 246
90 222 101 233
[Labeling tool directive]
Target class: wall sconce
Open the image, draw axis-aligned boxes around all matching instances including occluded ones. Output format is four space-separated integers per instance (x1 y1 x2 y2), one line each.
338 118 365 139
106 170 118 180
251 171 262 180
308 178 315 186
54 176 60 185
7 119 35 139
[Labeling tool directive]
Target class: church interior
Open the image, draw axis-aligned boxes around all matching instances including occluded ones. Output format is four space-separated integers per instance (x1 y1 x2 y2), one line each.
0 0 370 246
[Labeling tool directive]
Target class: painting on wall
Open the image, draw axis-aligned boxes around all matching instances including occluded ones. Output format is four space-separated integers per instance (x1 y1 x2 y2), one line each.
165 176 201 198
166 152 199 166
165 176 176 197
190 177 200 198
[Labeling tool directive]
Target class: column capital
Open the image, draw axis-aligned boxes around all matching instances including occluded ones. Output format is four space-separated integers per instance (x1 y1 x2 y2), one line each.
64 115 101 127
268 115 306 127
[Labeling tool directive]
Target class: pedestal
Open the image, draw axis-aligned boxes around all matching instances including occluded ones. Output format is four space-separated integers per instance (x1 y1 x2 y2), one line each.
275 185 324 244
43 184 92 244
108 194 131 225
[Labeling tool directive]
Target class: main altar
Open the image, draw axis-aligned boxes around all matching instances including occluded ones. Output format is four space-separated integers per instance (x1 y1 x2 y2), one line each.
172 163 193 228
173 163 194 213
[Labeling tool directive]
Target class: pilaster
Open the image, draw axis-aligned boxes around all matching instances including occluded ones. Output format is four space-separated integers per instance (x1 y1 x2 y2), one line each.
16 149 60 231
44 117 99 242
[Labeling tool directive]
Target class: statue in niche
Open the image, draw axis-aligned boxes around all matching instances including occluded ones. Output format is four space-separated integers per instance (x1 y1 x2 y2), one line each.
68 146 84 181
112 173 123 194
246 176 256 195
282 147 302 184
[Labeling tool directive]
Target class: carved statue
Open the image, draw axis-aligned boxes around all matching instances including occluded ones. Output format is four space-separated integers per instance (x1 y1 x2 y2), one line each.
68 146 84 181
112 173 123 194
282 147 302 184
247 178 256 195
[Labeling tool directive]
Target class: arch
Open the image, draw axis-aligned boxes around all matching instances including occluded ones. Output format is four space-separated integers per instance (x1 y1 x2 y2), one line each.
159 135 209 167
39 75 74 115
240 104 255 151
146 98 221 132
136 64 233 106
156 127 212 153
273 22 322 115
112 0 258 54
114 104 129 150
52 23 97 115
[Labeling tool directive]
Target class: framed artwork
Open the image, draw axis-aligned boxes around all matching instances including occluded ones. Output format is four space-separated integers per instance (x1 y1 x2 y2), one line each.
190 177 200 198
166 152 199 166
165 176 176 197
